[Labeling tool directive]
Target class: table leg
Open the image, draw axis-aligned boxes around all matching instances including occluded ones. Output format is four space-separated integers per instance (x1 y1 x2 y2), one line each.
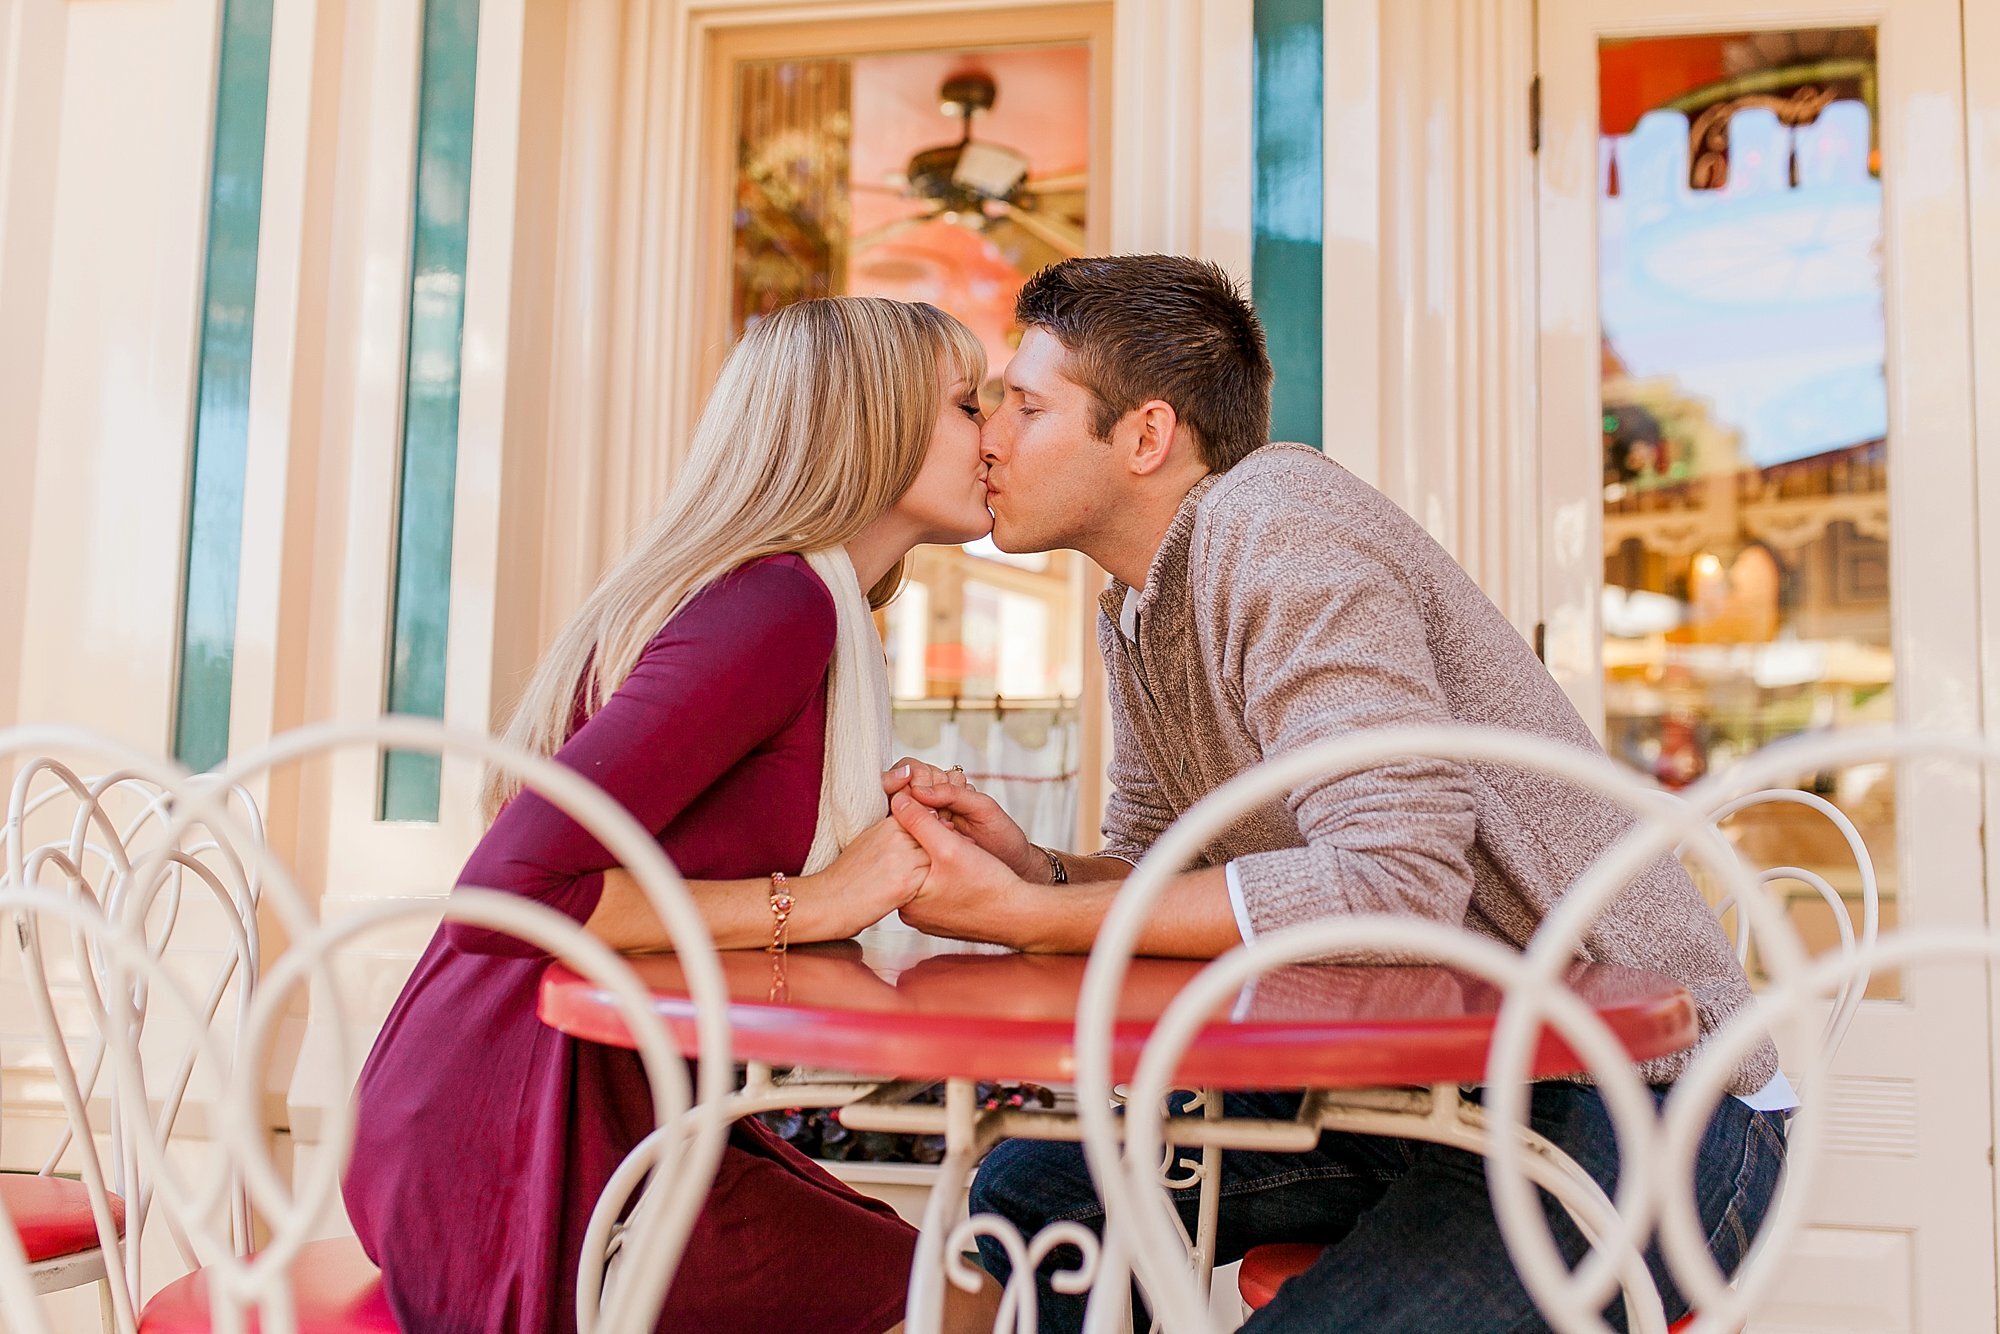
904 1078 982 1334
1091 1087 1226 1334
1193 1089 1223 1290
1134 1088 1228 1334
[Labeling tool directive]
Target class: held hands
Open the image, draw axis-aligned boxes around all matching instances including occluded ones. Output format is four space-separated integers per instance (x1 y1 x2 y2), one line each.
883 757 1041 881
809 815 930 938
887 790 1034 944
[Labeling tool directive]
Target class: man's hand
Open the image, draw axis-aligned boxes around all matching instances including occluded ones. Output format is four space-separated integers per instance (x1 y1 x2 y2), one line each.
889 791 1041 946
883 759 1043 881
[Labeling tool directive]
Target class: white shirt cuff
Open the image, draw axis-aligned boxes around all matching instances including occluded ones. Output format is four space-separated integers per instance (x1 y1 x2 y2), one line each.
1223 860 1255 943
1737 1068 1800 1113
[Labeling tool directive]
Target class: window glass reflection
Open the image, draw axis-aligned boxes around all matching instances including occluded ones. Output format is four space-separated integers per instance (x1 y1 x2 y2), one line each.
733 42 1092 848
1597 29 1896 993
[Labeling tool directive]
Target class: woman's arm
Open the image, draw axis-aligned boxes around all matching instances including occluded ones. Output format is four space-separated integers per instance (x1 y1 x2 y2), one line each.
448 560 845 955
587 815 928 952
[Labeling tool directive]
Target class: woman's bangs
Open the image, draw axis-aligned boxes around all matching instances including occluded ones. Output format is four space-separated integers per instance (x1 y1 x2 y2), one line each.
929 312 988 394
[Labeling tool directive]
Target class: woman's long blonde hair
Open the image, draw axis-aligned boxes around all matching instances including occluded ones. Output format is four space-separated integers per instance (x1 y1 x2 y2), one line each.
482 297 986 819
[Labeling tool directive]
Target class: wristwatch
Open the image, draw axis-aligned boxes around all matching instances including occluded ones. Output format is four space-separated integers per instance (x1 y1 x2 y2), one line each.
1040 844 1068 885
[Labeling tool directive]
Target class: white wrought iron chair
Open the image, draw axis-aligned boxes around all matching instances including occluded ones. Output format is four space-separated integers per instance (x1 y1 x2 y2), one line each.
0 719 735 1334
1049 724 1812 1334
1618 727 1991 1334
1458 726 1992 1334
1 748 263 1333
1647 921 1986 1334
1219 757 1884 1330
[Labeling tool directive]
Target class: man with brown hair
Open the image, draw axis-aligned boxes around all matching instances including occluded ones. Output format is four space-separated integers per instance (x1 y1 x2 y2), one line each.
886 254 1787 1331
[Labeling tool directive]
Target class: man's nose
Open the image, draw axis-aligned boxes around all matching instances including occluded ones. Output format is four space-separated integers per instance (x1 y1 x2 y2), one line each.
979 418 1007 465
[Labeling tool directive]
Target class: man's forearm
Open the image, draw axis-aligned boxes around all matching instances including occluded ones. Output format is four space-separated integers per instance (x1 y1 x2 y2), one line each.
1012 863 1242 958
1042 849 1137 884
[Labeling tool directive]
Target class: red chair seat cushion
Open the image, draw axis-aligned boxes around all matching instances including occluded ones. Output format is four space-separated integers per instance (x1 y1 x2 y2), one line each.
139 1236 400 1334
1237 1242 1702 1330
1238 1242 1327 1310
2 1173 125 1262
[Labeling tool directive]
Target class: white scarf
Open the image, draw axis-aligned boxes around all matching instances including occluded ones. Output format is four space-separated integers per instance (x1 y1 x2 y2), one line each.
801 549 894 874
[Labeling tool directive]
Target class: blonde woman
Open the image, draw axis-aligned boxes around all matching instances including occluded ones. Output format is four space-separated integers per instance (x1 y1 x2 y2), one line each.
344 299 1001 1334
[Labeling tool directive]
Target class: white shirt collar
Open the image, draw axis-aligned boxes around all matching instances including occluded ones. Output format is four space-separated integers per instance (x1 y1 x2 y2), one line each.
1119 587 1141 641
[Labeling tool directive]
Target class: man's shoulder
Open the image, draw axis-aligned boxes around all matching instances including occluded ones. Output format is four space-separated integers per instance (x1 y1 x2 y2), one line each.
1193 443 1416 561
1200 443 1395 523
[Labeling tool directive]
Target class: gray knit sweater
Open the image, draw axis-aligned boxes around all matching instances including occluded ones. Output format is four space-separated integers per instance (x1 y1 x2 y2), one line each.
1098 443 1778 1092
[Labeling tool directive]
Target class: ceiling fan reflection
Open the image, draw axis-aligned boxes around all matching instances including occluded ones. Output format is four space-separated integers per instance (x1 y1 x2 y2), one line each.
851 70 1087 257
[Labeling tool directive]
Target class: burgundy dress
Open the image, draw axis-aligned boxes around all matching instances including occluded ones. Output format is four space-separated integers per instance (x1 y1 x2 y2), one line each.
342 555 918 1334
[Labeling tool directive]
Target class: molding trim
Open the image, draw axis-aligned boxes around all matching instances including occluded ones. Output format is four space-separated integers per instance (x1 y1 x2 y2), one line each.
1960 0 2000 1297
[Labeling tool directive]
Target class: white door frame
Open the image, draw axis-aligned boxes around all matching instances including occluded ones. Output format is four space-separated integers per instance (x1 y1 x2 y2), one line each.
1537 3 1993 1329
1963 0 2000 1314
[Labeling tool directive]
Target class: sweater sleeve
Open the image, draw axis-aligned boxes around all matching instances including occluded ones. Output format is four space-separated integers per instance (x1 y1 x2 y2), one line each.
446 558 836 954
1203 498 1478 938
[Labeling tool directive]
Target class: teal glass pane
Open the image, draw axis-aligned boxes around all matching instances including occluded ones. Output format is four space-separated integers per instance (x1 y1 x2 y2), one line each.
1252 0 1324 449
173 0 274 772
380 0 481 822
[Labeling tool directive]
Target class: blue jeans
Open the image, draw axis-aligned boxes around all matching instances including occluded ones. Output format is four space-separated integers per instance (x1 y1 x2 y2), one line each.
971 1085 1786 1333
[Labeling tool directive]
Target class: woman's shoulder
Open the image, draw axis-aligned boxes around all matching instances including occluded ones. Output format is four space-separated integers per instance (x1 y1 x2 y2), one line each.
707 552 835 618
658 553 837 664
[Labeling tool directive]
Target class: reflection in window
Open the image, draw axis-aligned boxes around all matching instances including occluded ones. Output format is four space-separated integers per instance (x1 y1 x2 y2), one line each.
1597 29 1895 992
732 42 1092 845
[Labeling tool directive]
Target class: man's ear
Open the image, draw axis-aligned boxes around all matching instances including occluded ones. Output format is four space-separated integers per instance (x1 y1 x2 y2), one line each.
1126 399 1181 477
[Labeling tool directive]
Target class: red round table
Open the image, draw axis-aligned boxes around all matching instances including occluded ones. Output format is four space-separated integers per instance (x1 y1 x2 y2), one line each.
540 927 1701 1332
537 927 1698 1087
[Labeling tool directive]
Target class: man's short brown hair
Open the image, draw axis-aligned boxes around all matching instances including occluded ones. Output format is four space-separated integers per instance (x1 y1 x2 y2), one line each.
1014 255 1273 471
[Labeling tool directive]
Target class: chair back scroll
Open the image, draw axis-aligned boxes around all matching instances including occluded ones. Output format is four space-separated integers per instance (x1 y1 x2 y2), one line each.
1070 724 1996 1334
4 756 265 1320
1699 786 1879 1076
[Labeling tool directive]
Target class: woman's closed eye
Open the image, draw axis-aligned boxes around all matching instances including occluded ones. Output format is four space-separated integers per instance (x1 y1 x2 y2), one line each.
959 400 983 420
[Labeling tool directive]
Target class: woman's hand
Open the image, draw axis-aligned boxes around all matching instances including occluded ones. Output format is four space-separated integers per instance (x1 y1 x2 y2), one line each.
800 814 930 939
883 759 1041 881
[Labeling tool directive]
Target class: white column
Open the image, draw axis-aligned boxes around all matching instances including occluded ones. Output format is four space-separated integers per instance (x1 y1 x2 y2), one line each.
13 0 226 743
539 0 625 638
1324 0 1539 635
230 0 346 847
0 0 67 727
